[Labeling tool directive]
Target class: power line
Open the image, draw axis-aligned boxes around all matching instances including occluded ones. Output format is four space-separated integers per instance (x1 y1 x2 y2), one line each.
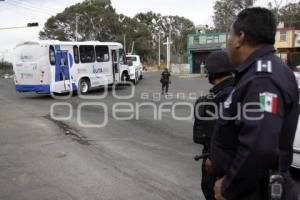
0 26 37 30
11 0 59 12
10 0 61 14
0 2 36 20
4 1 53 16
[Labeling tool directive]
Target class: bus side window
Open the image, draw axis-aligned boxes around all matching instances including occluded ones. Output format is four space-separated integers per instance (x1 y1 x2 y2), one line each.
49 46 55 65
79 45 95 63
96 45 109 62
73 46 79 64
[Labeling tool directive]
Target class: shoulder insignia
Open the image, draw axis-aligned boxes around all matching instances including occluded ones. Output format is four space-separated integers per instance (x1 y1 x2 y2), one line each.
256 60 272 73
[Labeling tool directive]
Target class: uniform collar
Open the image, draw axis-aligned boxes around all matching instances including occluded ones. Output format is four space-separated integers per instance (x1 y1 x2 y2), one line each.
237 45 276 75
210 77 235 94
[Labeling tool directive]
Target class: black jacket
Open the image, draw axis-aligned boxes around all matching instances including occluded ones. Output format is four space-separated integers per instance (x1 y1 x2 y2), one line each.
210 45 299 200
193 78 234 146
161 71 170 82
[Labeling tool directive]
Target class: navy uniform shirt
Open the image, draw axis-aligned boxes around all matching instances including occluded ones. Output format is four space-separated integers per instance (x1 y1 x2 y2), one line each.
210 45 299 199
161 70 170 82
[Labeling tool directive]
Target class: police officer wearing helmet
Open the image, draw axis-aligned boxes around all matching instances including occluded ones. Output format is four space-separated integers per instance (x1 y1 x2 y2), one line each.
211 7 299 200
160 68 171 94
193 51 235 200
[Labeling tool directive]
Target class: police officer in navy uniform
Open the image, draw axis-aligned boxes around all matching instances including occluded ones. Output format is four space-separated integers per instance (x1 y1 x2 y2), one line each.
161 68 171 94
211 8 299 200
193 51 235 200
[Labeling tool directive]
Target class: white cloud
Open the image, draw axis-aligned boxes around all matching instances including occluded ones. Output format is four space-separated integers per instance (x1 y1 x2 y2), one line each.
111 0 215 26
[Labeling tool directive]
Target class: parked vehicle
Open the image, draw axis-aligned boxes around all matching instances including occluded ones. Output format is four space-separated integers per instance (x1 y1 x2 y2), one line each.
4 74 10 79
294 72 300 88
292 71 300 169
292 119 300 169
13 41 130 94
126 54 144 84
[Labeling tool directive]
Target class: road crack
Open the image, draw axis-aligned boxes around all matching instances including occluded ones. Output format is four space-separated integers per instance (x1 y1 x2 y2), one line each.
43 115 91 146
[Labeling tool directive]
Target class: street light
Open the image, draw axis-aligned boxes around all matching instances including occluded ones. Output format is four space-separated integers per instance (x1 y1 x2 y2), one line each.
163 36 173 71
158 33 161 67
156 18 162 67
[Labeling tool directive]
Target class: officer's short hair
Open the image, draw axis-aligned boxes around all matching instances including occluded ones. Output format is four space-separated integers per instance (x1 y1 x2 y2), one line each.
233 7 276 46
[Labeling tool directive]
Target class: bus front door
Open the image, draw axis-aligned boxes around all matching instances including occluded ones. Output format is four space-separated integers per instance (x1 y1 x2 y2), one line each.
54 51 72 93
111 50 120 82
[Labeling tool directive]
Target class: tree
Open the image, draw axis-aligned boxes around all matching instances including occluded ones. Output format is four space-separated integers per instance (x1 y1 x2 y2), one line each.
40 0 195 63
267 1 300 29
0 59 13 75
40 0 119 41
117 14 153 60
278 2 300 29
135 12 195 62
39 0 153 61
213 0 256 32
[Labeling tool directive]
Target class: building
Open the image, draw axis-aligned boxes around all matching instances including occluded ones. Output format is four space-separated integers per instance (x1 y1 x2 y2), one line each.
292 30 300 67
275 27 295 64
187 26 227 73
295 30 300 48
275 23 300 67
187 24 300 74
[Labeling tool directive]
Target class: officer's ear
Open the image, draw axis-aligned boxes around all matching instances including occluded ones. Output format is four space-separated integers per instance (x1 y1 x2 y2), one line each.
236 31 246 48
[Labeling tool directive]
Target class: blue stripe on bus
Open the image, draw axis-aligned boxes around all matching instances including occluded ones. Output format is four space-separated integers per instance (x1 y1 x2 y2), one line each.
69 53 74 68
72 83 77 91
15 85 50 93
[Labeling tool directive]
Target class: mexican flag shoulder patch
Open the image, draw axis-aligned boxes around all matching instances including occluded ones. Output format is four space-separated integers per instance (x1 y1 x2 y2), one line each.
259 92 278 114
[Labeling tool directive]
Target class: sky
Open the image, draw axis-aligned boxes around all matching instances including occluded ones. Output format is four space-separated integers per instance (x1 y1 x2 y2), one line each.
0 0 288 62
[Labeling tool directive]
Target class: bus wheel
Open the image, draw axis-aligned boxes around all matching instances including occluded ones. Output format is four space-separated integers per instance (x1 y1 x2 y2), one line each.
79 79 90 94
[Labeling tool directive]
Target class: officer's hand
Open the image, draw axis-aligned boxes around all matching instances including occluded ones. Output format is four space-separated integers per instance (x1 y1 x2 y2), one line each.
204 158 213 174
214 178 227 200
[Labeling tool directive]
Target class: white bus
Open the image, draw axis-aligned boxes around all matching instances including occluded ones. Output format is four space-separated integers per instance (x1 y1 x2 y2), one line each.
13 40 130 94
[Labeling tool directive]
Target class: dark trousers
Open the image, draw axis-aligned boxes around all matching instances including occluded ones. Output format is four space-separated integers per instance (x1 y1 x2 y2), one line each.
201 146 216 200
161 81 169 94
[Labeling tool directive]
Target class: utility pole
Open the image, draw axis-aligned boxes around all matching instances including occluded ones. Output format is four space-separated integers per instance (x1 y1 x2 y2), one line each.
124 34 126 54
158 34 161 67
163 36 173 70
130 41 135 54
167 37 170 70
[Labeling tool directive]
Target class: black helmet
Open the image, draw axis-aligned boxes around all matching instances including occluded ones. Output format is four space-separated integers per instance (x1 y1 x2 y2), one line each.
205 51 235 75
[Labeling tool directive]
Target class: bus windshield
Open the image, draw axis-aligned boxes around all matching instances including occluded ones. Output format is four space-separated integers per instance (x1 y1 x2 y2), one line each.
126 56 137 62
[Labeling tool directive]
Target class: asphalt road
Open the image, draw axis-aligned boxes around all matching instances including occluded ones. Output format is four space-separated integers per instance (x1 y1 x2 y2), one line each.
0 72 299 200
